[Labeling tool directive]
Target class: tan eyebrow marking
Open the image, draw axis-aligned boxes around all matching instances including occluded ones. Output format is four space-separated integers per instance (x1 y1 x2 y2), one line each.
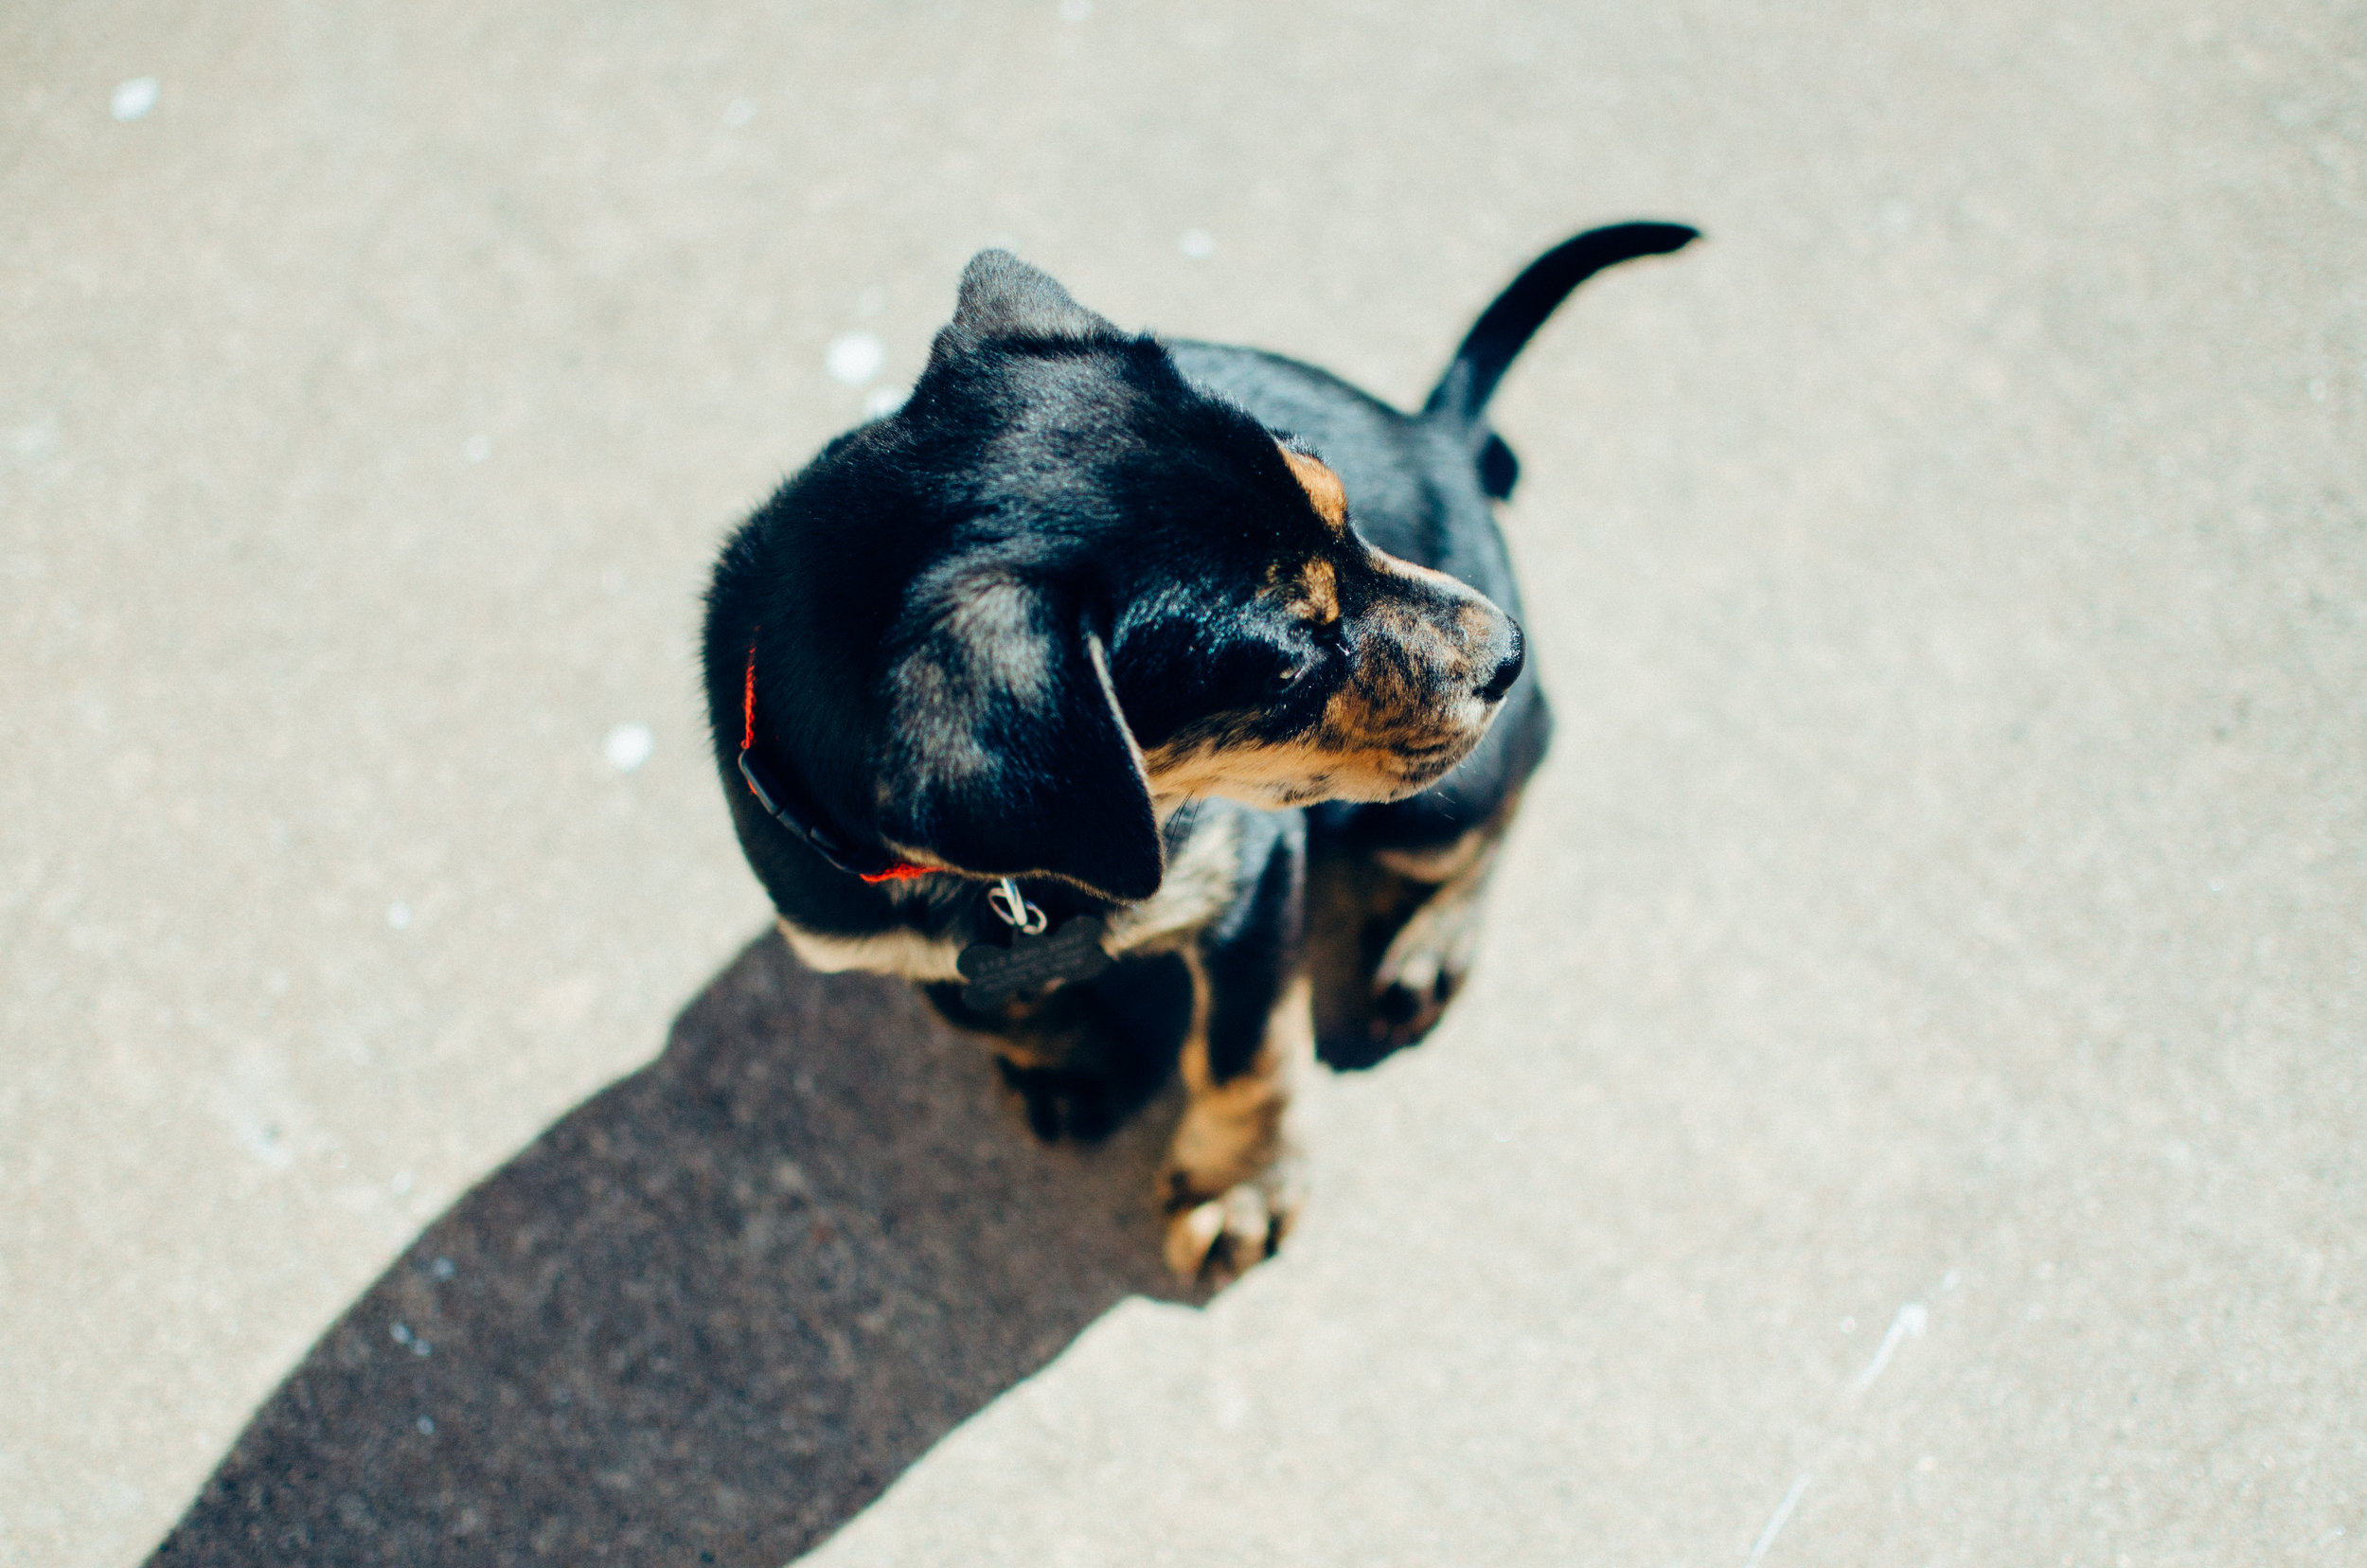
1278 443 1349 534
1296 556 1340 624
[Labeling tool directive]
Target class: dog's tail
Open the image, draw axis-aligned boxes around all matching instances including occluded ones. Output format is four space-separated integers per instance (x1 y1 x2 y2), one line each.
1422 222 1700 428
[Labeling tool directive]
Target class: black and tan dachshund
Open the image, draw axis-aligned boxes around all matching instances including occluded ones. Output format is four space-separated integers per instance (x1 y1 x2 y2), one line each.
703 223 1697 1278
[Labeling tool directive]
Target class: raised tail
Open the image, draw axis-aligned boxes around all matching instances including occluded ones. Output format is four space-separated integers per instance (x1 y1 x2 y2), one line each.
1422 221 1700 425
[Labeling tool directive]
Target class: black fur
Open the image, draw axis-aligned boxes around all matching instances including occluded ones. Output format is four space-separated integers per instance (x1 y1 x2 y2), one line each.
703 223 1698 1148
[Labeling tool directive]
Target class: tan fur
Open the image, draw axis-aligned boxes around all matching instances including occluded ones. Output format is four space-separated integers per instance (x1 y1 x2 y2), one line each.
1101 810 1243 955
777 917 963 982
1278 445 1349 533
1290 556 1341 625
1144 650 1491 810
1161 968 1310 1278
1370 809 1503 882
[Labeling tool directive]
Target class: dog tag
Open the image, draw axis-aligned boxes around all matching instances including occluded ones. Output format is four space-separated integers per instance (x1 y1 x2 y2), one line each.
957 916 1112 1010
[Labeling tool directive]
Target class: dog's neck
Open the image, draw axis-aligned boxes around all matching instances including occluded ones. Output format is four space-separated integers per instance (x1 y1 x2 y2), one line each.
739 644 934 884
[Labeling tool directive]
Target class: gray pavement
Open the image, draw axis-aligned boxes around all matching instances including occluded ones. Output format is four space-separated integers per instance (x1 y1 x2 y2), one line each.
144 937 1200 1564
3 1 2361 1564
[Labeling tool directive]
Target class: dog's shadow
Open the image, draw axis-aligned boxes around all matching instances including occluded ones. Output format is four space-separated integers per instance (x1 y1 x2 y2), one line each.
150 933 1196 1566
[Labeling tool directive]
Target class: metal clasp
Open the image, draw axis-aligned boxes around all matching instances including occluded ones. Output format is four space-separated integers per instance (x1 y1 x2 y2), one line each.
988 876 1049 936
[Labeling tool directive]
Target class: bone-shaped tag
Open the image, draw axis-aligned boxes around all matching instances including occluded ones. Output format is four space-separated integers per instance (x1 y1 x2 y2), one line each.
957 916 1112 1010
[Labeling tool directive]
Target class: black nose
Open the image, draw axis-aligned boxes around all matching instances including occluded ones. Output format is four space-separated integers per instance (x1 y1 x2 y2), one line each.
1475 621 1524 704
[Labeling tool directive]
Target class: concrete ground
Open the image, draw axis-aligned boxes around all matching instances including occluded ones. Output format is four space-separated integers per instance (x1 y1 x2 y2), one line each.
3 0 2360 1563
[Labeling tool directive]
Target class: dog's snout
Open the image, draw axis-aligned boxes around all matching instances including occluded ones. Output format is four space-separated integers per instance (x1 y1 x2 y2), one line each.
1475 621 1524 704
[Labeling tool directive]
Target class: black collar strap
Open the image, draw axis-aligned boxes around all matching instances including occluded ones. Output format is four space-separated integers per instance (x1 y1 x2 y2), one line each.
740 646 933 884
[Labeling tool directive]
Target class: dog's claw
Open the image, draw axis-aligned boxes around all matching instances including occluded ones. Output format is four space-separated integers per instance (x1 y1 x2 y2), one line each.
1161 1161 1301 1284
1165 1198 1231 1278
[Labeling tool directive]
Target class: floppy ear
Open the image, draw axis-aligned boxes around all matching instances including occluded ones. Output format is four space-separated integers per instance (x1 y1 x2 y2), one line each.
930 250 1119 362
876 577 1163 903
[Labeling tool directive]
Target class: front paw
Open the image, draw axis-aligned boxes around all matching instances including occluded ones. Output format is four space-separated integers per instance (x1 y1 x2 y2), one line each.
1353 871 1488 1058
1161 1154 1304 1284
1366 960 1461 1055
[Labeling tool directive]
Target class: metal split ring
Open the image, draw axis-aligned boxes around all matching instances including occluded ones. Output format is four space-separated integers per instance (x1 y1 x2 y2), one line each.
988 876 1049 935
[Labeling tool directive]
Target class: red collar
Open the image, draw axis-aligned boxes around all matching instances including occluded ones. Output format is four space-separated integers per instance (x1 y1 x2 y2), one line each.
740 643 933 883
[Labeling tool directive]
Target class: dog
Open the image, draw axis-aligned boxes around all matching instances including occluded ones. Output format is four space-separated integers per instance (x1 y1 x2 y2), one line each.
703 223 1697 1279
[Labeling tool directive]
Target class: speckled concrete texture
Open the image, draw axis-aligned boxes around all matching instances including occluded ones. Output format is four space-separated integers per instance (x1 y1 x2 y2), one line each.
3 1 2361 1564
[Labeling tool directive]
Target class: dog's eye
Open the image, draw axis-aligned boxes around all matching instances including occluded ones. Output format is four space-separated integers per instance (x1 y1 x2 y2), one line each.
1269 634 1334 698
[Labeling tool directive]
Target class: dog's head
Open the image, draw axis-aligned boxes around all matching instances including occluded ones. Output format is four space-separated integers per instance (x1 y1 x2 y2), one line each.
720 252 1522 905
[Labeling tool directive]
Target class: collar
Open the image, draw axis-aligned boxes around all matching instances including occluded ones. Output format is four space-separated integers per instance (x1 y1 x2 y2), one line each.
739 644 934 884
